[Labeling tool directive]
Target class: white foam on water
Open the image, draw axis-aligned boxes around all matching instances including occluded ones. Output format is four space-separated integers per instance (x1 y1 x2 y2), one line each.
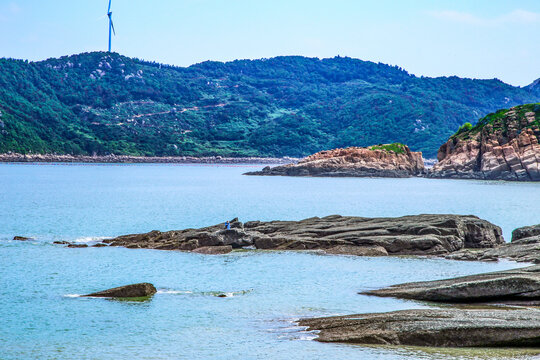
71 236 108 244
157 289 193 294
63 294 81 298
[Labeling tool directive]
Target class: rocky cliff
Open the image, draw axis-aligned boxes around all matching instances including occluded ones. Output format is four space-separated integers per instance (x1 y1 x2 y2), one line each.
430 103 540 180
244 144 424 177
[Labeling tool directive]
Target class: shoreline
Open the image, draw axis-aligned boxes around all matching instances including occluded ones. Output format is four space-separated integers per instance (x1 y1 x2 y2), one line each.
0 153 298 165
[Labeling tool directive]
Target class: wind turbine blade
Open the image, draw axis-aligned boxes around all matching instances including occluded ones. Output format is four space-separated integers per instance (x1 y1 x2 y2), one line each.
108 0 112 13
110 19 116 35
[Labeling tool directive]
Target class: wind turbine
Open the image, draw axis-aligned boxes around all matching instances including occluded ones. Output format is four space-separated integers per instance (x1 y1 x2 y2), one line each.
107 0 116 52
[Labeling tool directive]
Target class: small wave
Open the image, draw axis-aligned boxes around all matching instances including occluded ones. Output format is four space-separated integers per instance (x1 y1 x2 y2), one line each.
71 236 108 244
157 289 193 294
63 294 81 298
158 289 252 297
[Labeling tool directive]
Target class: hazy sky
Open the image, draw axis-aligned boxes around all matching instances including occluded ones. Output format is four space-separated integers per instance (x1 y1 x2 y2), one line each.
1 0 539 86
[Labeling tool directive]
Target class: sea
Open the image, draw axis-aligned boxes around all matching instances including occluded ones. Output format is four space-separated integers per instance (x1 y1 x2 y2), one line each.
1 163 539 360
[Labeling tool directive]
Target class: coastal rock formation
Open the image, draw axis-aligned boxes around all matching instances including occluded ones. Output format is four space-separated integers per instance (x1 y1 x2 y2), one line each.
244 144 424 178
83 283 157 298
430 104 540 180
298 308 540 347
103 215 503 256
445 223 540 264
363 265 540 305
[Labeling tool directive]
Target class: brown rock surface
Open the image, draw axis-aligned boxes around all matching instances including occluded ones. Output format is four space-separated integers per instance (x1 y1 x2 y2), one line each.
103 214 503 256
244 144 424 178
430 104 540 181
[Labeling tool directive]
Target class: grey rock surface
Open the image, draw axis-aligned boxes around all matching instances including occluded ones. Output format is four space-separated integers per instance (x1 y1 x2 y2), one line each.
299 308 540 347
363 265 540 305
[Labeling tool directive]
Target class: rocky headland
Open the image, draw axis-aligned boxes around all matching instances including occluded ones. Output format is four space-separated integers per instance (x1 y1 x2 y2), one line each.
429 103 540 181
101 214 503 256
244 144 424 178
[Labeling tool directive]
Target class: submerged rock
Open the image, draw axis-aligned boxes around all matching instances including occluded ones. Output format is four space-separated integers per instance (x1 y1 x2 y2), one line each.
429 104 540 181
103 215 503 256
83 283 157 298
244 144 424 178
53 241 70 245
192 245 232 254
323 245 388 256
362 265 540 305
299 308 540 347
13 236 32 241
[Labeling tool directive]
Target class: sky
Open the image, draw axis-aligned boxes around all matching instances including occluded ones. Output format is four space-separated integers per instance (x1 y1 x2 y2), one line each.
0 0 539 86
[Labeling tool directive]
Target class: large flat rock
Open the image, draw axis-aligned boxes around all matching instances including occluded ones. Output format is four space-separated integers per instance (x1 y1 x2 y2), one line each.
363 265 540 305
103 214 504 256
299 308 540 347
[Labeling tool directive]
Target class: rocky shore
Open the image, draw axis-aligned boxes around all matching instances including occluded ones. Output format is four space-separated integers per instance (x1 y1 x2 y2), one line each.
429 104 540 181
244 144 424 178
0 153 297 165
100 214 503 256
55 215 540 348
300 262 540 347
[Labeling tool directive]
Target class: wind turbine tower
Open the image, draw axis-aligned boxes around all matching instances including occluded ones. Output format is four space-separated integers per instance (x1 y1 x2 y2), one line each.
107 0 116 52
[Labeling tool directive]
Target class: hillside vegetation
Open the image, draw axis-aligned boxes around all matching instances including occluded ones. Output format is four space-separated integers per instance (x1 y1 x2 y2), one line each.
0 52 539 158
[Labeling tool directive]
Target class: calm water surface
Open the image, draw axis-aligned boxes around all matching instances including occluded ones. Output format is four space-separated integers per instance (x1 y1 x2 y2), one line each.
0 163 539 360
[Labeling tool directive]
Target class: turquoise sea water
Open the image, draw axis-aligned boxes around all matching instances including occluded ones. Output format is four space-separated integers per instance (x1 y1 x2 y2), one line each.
1 163 539 360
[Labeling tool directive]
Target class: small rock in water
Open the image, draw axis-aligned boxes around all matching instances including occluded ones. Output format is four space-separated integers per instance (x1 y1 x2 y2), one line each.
67 244 88 248
53 241 70 245
92 243 108 247
13 236 32 241
216 293 228 298
83 283 157 298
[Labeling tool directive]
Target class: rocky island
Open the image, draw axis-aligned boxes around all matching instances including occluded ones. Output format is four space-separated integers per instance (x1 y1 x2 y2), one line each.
429 103 540 181
244 143 424 178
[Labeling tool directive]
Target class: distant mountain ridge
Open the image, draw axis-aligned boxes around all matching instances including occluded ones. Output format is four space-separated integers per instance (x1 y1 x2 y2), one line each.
0 52 538 158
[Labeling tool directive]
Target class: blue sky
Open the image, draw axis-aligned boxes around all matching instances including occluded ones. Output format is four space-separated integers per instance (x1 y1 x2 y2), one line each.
1 0 539 86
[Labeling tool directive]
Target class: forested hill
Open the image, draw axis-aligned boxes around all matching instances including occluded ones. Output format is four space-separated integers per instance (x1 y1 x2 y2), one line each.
0 52 539 158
